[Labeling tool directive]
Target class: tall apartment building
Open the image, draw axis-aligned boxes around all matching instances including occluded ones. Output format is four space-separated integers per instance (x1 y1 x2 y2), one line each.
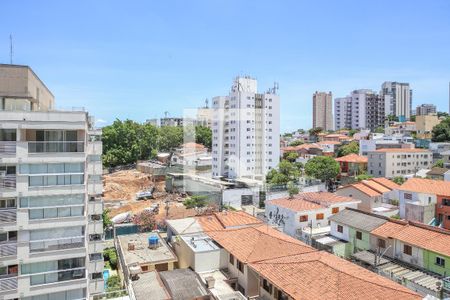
415 103 437 116
334 89 384 131
367 148 432 178
312 91 333 131
381 81 413 121
212 76 280 180
0 64 104 300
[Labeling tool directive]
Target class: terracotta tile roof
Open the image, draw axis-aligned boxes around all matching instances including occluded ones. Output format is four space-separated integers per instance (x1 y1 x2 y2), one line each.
267 192 357 211
317 141 341 145
370 177 400 190
196 211 262 232
370 221 405 239
426 167 448 176
399 177 450 196
361 180 390 194
249 251 421 300
350 183 382 197
372 221 450 257
335 153 368 163
182 142 206 149
281 143 321 152
374 148 430 153
267 198 324 212
207 225 316 263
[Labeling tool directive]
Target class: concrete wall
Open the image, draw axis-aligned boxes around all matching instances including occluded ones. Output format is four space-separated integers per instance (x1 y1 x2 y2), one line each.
330 221 350 242
423 250 450 276
336 187 380 212
394 240 424 268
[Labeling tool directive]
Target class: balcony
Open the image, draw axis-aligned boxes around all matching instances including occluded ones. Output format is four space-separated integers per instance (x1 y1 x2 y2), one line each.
29 268 86 286
0 243 17 257
0 142 16 155
0 209 16 224
0 176 16 190
0 276 17 292
29 236 84 253
28 141 85 153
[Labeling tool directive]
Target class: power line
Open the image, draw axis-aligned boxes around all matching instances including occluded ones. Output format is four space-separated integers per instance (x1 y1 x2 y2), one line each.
9 34 13 64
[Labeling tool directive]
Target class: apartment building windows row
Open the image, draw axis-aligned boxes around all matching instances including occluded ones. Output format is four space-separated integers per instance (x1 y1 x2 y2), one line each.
29 226 85 253
21 257 86 286
22 289 87 300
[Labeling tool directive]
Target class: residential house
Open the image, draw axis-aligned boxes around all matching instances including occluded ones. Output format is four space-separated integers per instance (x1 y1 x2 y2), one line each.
336 178 399 216
265 192 360 241
368 148 432 178
335 153 368 177
317 141 341 155
329 209 388 256
426 167 448 180
398 178 450 230
415 114 441 139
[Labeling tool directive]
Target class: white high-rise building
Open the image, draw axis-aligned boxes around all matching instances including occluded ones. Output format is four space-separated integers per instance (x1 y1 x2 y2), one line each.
211 76 280 180
334 89 384 131
381 81 412 121
0 64 104 300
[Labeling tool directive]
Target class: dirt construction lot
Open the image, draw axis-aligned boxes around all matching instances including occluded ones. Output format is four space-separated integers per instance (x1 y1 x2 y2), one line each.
103 170 196 220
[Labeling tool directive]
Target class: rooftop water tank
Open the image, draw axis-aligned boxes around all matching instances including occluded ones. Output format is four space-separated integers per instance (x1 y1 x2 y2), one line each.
148 235 159 249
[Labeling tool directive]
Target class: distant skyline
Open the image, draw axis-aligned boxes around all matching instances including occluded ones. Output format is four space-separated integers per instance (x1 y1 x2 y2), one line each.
1 0 450 132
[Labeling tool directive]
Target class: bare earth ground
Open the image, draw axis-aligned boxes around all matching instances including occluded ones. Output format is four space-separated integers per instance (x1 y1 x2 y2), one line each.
103 170 196 221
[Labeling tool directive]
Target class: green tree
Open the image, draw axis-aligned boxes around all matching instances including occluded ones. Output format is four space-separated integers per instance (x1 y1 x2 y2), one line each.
288 140 303 147
285 152 299 162
269 172 289 185
194 125 212 149
337 141 359 157
374 126 385 134
103 209 112 230
309 127 323 138
410 115 416 122
183 195 208 214
392 176 406 185
158 126 184 151
305 156 340 187
387 114 399 122
433 159 444 168
432 117 450 142
348 129 358 137
356 173 373 181
287 181 299 198
437 111 449 118
278 160 300 180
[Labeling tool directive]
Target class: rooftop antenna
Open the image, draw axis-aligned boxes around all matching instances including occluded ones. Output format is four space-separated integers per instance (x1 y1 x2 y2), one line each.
272 82 279 94
164 111 169 118
205 98 209 108
9 34 13 64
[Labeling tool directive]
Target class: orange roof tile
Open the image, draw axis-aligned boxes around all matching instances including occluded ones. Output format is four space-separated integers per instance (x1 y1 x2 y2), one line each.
267 192 357 211
317 141 341 145
249 251 421 300
399 178 450 196
350 183 382 197
371 177 400 190
374 148 429 153
371 221 450 257
335 153 368 163
196 211 262 232
360 180 390 194
207 225 315 263
182 142 206 149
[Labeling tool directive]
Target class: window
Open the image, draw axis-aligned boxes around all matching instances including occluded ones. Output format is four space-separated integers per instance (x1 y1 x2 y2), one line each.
141 265 149 272
316 213 324 220
436 256 445 267
237 260 244 273
332 207 339 214
91 272 102 280
262 278 273 294
377 239 386 248
442 199 450 206
337 225 343 233
0 198 16 209
299 215 308 222
403 244 412 255
404 193 412 200
356 231 362 240
229 254 234 265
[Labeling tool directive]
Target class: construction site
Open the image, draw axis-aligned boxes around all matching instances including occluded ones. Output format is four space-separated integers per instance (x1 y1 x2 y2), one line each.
103 168 197 222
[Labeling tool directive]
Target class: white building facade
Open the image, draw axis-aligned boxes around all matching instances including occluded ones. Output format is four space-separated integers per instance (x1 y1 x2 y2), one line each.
0 65 104 300
212 77 280 180
381 81 412 121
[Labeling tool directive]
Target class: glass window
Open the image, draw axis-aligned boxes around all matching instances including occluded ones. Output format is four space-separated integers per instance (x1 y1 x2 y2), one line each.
356 231 362 240
0 232 7 242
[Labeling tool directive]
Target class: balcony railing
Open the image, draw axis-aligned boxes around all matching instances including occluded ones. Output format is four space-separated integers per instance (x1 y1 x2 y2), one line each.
30 236 84 253
0 209 16 224
30 267 86 286
0 276 18 292
0 176 16 189
0 142 16 155
28 141 85 153
0 243 17 257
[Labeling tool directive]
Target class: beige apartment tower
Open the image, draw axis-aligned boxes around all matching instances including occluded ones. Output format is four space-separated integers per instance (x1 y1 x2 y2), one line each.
312 91 333 131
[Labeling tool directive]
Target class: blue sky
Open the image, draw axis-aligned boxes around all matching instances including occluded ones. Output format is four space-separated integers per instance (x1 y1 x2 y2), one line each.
1 0 450 132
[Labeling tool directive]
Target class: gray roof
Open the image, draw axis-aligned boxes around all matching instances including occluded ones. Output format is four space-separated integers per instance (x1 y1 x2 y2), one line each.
328 209 387 232
131 271 170 300
159 269 209 300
